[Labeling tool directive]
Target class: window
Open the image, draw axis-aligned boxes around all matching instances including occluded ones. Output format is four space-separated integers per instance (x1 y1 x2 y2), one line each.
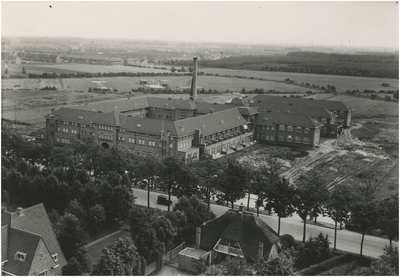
295 136 301 143
261 135 265 139
278 134 284 141
339 111 344 116
71 129 77 134
287 135 292 142
129 137 135 144
271 126 275 131
303 137 310 144
287 126 293 132
296 127 302 132
270 136 274 141
266 126 270 130
56 138 60 142
304 128 310 133
119 137 125 141
265 135 269 140
279 125 285 131
14 252 26 262
261 126 265 129
322 118 327 124
169 143 173 149
57 127 60 132
322 127 327 133
52 254 58 262
63 128 68 133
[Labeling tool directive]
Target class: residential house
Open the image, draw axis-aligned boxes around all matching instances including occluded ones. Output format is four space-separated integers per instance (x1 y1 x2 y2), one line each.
1 204 67 276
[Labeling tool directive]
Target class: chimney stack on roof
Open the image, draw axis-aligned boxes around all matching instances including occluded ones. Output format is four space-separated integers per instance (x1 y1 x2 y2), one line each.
16 207 24 216
190 57 198 100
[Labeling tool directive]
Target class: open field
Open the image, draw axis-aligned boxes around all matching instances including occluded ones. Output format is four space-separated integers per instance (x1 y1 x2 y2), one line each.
200 68 399 93
21 63 170 74
2 75 317 94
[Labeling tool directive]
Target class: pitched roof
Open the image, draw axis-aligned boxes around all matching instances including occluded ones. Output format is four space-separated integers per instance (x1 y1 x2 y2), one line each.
195 102 237 114
200 210 281 261
173 108 248 137
252 95 350 112
147 97 198 111
250 100 335 119
253 111 322 128
237 107 259 116
119 116 176 135
76 97 149 113
3 228 41 276
230 98 251 106
3 203 67 275
92 110 121 126
2 225 8 262
45 107 103 124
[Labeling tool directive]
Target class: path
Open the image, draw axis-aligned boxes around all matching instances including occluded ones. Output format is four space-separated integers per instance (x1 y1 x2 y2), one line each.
85 229 124 247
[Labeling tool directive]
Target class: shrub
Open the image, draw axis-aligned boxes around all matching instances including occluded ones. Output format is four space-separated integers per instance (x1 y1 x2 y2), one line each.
281 234 295 248
295 232 332 269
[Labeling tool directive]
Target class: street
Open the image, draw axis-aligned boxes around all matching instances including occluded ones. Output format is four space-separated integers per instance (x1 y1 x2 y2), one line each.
132 188 397 258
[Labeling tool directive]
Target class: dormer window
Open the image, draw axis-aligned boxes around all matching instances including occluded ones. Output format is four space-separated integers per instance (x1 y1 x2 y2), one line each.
52 253 58 262
136 124 142 128
15 252 26 262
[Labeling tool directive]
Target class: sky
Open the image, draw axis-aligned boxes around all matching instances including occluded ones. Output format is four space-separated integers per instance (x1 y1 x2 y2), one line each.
1 1 399 49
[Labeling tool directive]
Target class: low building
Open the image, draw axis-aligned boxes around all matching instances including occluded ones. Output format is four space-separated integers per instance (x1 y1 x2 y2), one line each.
178 207 283 273
1 204 67 276
19 52 61 63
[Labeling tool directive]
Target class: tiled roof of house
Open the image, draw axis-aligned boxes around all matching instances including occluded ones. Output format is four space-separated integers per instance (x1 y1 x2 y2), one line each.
147 97 198 111
3 228 41 276
252 95 350 112
76 97 149 113
200 210 281 261
2 225 8 262
195 102 237 114
3 203 67 275
92 110 121 126
119 116 176 135
173 108 248 136
253 111 322 128
45 108 103 124
237 107 259 116
230 98 251 106
250 101 334 119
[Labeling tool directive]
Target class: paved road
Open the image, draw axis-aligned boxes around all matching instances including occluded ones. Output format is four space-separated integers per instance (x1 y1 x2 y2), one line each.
133 188 397 258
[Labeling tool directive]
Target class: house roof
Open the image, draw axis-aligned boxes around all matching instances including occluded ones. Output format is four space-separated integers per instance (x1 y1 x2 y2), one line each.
76 97 149 113
3 228 41 276
237 107 259 116
250 101 335 119
147 97 198 111
252 95 350 112
200 210 281 261
230 98 251 106
92 110 121 126
195 102 237 114
253 111 322 128
2 203 67 275
172 108 248 137
45 107 103 124
119 116 176 135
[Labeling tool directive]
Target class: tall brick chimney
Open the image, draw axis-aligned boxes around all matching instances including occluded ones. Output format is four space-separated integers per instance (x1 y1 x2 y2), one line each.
190 57 198 100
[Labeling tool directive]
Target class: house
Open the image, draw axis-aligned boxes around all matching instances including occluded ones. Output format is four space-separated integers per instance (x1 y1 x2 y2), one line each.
1 204 67 276
178 207 283 273
19 53 61 63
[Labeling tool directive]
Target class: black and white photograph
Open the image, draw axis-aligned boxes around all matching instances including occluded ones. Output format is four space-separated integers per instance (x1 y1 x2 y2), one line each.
1 1 399 276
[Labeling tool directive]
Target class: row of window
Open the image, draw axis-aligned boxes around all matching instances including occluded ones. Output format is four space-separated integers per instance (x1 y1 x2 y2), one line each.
59 121 78 126
128 148 160 157
98 125 113 131
278 125 310 133
99 134 113 140
276 134 310 144
180 141 190 149
56 138 70 144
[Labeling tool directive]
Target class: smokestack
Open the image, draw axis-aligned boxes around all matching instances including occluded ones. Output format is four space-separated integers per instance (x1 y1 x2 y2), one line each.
190 57 198 100
196 227 201 248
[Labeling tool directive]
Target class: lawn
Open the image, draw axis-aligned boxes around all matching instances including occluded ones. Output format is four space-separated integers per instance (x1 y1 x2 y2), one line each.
86 230 131 266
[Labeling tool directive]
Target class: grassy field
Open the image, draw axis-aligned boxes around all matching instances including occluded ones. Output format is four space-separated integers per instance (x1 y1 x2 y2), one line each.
2 75 316 94
200 68 399 93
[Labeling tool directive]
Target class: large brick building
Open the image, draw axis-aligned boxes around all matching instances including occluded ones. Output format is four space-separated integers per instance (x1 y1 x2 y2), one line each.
45 58 351 158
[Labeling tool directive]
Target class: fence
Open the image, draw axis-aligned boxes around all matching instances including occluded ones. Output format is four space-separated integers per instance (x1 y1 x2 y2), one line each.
164 242 186 263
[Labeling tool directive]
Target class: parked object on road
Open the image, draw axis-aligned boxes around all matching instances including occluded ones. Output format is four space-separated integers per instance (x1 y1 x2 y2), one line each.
157 195 172 205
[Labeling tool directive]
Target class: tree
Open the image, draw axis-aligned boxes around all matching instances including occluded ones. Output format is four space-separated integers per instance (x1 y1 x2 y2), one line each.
326 184 354 250
191 153 222 210
134 222 164 264
88 87 93 92
217 158 247 209
295 232 331 269
135 156 160 208
56 213 89 260
173 196 215 244
170 66 176 73
5 67 8 74
159 156 190 211
351 200 379 256
22 67 26 74
254 248 297 276
86 204 106 235
394 90 399 100
294 175 329 243
92 237 141 276
264 177 296 235
62 247 91 275
377 194 399 247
